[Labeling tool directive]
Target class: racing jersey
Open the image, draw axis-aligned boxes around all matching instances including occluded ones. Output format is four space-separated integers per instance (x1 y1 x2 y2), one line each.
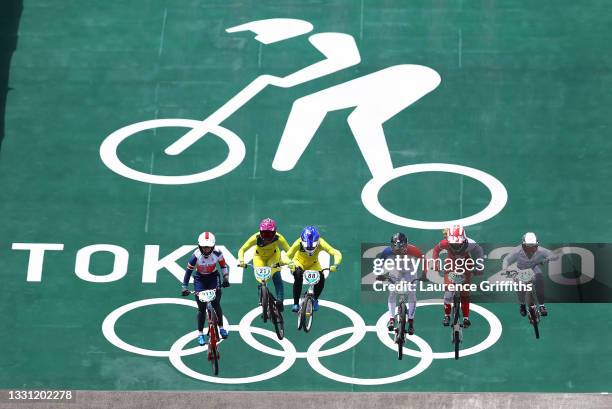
502 246 556 275
182 248 228 286
237 232 291 261
286 237 342 267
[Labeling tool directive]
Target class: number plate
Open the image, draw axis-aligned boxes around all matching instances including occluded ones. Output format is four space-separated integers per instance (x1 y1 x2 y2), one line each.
254 266 272 281
198 289 217 302
448 271 465 284
515 268 535 283
304 270 320 285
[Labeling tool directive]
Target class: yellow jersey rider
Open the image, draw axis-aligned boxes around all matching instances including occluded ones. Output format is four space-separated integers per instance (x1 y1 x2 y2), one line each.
238 218 290 311
286 226 342 313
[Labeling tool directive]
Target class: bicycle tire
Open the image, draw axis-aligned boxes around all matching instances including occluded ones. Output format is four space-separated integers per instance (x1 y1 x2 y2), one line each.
270 296 284 340
207 308 220 375
530 306 540 339
303 297 314 333
297 300 303 331
210 344 219 376
260 286 269 323
454 330 460 360
453 293 461 360
397 302 407 360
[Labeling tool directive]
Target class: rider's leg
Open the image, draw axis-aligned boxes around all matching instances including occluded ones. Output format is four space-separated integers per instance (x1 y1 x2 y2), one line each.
535 273 547 315
443 273 452 317
535 272 545 305
387 291 396 330
407 287 417 320
517 288 527 316
313 271 326 299
292 266 304 305
460 291 470 318
196 297 206 333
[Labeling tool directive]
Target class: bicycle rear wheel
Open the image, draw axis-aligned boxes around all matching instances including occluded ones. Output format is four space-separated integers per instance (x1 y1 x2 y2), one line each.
303 297 314 333
209 345 219 376
397 302 407 360
454 330 460 360
270 296 284 340
453 295 461 360
530 306 540 339
207 309 220 375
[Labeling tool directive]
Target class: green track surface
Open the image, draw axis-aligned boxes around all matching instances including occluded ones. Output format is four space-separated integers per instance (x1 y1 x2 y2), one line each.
1 0 611 392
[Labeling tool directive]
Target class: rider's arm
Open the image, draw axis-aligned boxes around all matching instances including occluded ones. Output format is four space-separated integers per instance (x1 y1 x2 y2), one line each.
469 242 485 273
319 238 342 266
431 240 445 269
182 254 198 287
216 251 229 280
237 233 258 262
502 250 519 270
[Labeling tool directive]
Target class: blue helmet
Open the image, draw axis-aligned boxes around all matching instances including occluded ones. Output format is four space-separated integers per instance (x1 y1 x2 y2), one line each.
300 226 320 256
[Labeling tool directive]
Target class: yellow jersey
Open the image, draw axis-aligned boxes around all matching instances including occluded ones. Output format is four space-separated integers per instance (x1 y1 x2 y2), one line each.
238 232 291 262
286 237 342 269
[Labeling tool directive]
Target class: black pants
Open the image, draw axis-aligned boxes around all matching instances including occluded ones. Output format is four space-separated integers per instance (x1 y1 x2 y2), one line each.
196 289 223 332
292 267 326 305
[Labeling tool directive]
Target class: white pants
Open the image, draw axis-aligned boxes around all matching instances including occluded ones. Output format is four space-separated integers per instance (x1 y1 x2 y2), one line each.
387 274 417 320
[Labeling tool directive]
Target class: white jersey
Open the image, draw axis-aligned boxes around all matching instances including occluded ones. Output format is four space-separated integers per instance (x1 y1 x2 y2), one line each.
502 246 555 275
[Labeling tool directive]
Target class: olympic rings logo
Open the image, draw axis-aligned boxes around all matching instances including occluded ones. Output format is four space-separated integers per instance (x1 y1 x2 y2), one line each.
102 298 502 385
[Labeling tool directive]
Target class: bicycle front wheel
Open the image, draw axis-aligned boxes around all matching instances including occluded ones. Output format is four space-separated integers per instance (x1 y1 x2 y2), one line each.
397 302 407 360
303 297 314 333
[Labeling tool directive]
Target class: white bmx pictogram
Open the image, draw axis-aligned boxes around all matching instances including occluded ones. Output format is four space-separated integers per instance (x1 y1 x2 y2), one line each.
102 297 502 385
99 18 507 229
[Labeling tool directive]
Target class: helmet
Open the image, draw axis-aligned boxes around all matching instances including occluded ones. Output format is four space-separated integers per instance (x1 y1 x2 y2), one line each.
300 226 320 256
522 232 538 256
390 232 407 252
447 225 468 254
197 231 216 256
259 218 277 240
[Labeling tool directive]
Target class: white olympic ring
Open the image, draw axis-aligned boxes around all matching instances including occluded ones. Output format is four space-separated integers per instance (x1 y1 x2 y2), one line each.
361 163 508 229
374 300 503 359
238 299 366 359
101 297 229 357
99 119 246 185
307 326 433 385
169 327 297 384
102 297 502 384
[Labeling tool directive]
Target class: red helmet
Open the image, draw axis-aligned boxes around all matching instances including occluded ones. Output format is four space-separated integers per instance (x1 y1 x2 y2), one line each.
259 218 277 240
447 225 468 254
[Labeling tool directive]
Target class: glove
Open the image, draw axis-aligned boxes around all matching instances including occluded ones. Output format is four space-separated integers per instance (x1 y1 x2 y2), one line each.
222 277 230 288
181 287 190 296
238 261 246 268
375 274 386 281
330 265 337 272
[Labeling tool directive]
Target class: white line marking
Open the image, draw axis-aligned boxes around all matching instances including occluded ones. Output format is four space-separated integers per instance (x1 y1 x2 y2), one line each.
159 8 168 58
144 152 155 233
251 133 259 179
153 83 160 135
360 0 365 41
258 43 262 68
458 28 462 68
459 174 464 218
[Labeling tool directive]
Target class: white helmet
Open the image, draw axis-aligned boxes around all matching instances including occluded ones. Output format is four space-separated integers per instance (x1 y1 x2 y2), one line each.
197 231 216 255
522 232 538 246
